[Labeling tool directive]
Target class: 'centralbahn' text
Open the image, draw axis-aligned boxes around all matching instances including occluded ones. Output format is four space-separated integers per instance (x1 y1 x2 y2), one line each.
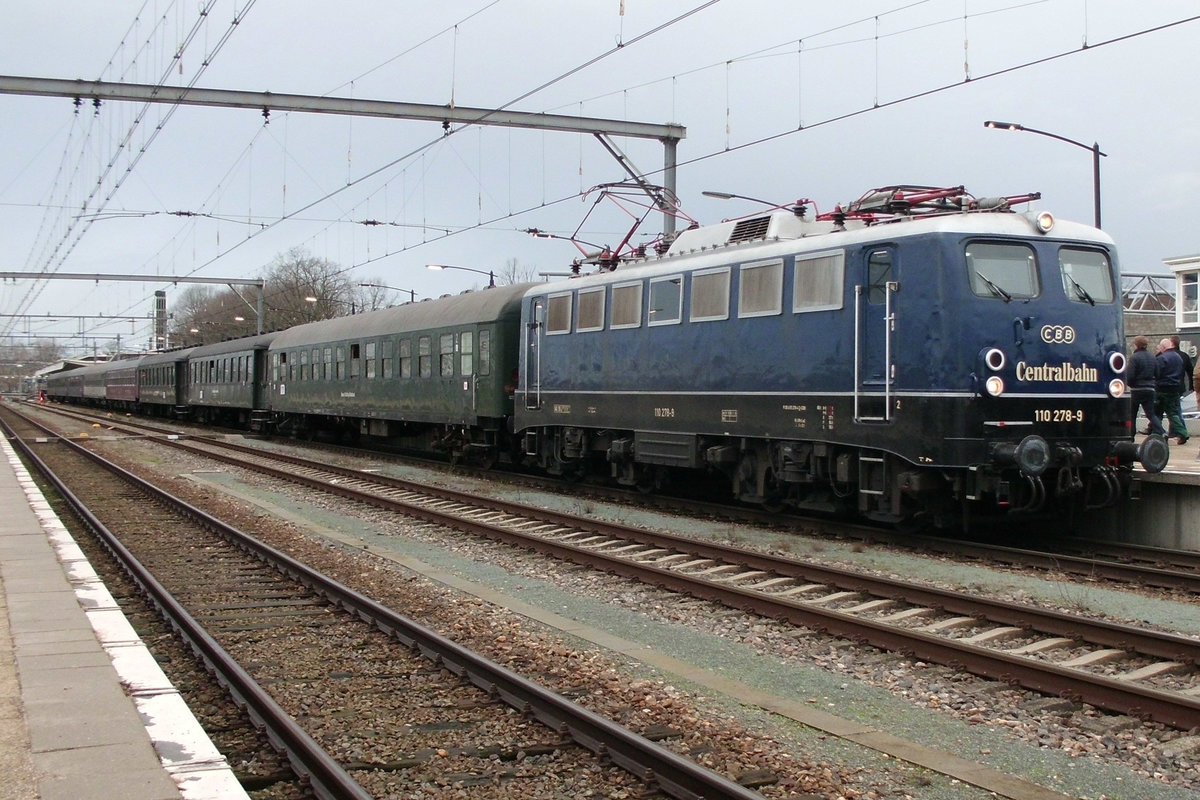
1015 361 1098 383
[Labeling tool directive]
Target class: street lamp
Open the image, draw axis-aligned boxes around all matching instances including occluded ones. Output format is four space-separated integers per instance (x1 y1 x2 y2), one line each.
984 120 1106 228
359 282 418 302
426 263 496 287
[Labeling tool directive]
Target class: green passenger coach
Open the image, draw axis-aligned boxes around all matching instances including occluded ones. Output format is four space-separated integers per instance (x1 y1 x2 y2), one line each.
266 283 532 463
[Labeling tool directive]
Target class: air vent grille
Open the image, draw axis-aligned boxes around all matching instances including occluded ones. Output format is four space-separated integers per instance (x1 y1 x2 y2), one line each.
728 216 771 243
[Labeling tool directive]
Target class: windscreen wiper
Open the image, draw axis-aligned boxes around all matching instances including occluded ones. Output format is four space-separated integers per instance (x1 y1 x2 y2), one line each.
1065 274 1095 306
975 270 1012 303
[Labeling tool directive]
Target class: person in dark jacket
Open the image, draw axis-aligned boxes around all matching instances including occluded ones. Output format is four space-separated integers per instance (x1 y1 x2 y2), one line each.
1170 335 1194 395
1155 338 1189 444
1130 335 1163 435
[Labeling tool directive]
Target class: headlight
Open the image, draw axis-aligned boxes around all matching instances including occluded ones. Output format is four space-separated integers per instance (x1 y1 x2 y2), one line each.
1108 351 1126 373
985 376 1005 396
984 348 1006 371
1108 378 1126 398
1035 211 1055 233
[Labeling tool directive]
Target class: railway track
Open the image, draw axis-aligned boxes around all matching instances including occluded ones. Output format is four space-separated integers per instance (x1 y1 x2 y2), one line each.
2 407 768 800
34 401 1200 590
19 402 1200 732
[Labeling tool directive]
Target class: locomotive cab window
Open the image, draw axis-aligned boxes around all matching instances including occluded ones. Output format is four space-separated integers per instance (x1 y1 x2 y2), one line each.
966 241 1039 300
690 267 730 322
648 275 683 326
1059 248 1114 305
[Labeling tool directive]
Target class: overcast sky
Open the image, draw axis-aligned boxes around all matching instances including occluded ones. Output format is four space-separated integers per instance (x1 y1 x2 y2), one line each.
1 1 1197 353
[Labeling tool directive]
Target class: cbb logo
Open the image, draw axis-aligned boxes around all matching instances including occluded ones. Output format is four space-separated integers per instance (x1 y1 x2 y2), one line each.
1040 325 1075 344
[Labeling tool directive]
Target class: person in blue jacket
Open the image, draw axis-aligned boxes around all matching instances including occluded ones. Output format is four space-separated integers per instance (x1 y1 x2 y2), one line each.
1155 337 1189 444
1130 335 1163 436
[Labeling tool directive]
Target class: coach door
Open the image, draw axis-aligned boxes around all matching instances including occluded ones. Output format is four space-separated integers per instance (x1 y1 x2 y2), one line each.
522 298 543 410
854 247 897 422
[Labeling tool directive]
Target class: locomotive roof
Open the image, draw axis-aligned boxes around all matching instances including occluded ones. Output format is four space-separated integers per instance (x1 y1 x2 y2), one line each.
270 283 534 349
663 208 1113 257
528 209 1115 294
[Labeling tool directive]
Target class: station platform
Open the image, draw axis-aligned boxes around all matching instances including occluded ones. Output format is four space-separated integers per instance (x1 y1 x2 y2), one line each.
0 434 247 800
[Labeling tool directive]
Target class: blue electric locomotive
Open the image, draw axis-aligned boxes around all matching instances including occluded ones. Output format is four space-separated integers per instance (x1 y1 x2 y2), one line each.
514 185 1166 527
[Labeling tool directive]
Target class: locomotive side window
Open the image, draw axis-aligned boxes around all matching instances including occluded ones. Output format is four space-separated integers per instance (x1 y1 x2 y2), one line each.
690 267 730 322
546 292 572 334
739 259 783 317
610 281 643 329
648 275 683 325
1059 248 1114 304
793 250 844 312
866 250 893 304
576 288 605 332
966 241 1039 300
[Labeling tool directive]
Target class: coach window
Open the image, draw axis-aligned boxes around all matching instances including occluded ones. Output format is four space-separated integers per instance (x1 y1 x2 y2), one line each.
381 340 396 381
460 331 474 374
365 341 377 378
399 339 413 378
576 288 605 332
350 343 361 378
418 336 432 378
546 292 572 335
439 333 455 377
334 346 344 379
966 241 1039 300
611 281 642 329
323 347 333 380
299 350 309 381
276 353 286 383
478 330 491 376
739 259 783 317
1059 248 1114 305
648 275 682 325
793 250 844 312
691 267 730 322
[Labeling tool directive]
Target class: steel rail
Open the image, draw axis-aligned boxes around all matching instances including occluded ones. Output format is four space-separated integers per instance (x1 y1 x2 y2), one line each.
144 434 1200 731
1 419 372 800
5 411 764 800
172 434 1200 664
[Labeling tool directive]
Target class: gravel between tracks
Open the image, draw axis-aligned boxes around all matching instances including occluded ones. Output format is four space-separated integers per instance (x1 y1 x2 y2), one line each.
73 427 1200 799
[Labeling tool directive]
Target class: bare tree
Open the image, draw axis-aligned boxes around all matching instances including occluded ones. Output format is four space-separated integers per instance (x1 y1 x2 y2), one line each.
263 247 355 328
497 257 538 285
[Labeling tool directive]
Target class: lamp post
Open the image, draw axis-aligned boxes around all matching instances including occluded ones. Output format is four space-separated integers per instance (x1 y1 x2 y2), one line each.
983 120 1105 228
359 282 418 302
426 263 496 287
